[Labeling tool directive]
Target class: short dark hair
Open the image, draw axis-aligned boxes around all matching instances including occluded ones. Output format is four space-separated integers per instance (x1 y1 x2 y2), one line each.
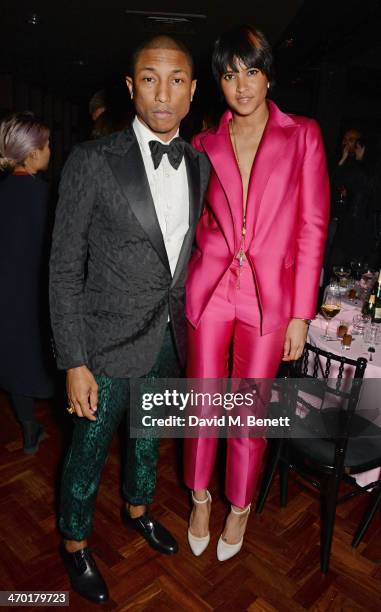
212 24 274 85
130 34 195 77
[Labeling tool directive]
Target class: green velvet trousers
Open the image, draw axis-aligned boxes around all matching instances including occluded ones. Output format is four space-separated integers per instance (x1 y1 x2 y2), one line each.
59 326 180 541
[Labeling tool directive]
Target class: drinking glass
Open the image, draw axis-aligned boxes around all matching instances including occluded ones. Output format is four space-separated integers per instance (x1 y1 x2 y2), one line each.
361 268 377 290
333 265 351 288
346 278 358 301
336 320 348 338
341 333 353 351
352 313 370 336
364 323 379 346
364 323 379 361
350 258 364 280
320 285 341 340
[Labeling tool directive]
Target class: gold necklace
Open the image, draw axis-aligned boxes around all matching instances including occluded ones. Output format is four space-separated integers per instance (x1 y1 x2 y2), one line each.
229 120 247 282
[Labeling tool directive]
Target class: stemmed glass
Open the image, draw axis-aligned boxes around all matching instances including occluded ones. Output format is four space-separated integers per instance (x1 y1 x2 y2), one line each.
350 258 363 281
320 285 341 340
364 324 378 362
361 267 377 289
333 265 351 287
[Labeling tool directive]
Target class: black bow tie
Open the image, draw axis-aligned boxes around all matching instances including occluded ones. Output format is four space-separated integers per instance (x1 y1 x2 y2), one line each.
149 137 185 170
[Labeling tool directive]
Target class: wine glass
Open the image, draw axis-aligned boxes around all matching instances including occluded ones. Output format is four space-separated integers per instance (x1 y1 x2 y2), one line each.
336 185 347 206
320 285 341 340
333 265 351 288
350 258 363 281
361 267 377 288
364 324 379 361
346 277 358 301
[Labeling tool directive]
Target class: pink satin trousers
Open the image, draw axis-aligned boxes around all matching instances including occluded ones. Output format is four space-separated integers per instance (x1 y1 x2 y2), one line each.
184 261 287 507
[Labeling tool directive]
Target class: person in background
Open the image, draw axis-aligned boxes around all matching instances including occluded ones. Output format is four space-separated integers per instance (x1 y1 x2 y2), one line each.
90 109 131 139
89 85 133 140
331 128 364 224
369 143 381 268
88 89 106 122
328 130 373 273
90 110 116 138
201 110 216 131
338 128 363 167
184 24 329 561
0 112 54 453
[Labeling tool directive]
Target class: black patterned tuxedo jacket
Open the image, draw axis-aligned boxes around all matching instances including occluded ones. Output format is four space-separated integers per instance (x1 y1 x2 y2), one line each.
49 127 210 377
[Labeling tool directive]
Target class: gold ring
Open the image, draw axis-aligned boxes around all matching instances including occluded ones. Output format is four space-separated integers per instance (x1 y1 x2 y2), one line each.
66 403 75 414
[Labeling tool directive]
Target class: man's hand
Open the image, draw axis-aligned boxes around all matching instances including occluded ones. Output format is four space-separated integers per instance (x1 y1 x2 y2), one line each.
67 365 98 421
282 319 309 362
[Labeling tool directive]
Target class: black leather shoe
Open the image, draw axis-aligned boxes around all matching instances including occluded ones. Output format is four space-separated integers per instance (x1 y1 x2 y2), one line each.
122 508 178 555
60 545 109 604
22 421 45 454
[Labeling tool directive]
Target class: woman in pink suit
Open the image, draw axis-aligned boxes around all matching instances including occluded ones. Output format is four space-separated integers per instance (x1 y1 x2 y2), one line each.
184 24 330 560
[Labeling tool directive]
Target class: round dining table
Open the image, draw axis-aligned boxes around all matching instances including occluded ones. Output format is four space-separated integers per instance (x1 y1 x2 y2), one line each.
308 296 381 375
308 294 381 487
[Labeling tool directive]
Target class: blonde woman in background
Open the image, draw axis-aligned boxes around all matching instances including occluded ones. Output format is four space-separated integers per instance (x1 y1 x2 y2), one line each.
0 112 54 453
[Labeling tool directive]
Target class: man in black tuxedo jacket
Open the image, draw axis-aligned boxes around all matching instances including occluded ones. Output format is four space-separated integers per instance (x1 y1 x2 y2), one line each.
49 35 209 604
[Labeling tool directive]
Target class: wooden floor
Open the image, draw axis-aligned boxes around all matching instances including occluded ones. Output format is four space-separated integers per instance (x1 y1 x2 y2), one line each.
0 391 380 611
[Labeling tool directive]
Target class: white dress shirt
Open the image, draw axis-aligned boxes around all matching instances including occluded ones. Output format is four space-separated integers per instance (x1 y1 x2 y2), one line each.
132 116 190 277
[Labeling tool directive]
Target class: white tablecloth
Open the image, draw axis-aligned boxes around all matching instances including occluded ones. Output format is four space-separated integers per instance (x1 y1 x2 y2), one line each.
308 298 381 376
308 298 381 487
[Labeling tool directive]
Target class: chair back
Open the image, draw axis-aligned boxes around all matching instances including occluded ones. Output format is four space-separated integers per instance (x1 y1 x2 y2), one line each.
287 343 367 470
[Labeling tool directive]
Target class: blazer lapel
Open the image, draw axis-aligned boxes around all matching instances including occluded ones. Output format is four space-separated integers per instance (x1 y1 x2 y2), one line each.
245 102 298 246
201 113 241 251
105 129 170 272
171 146 201 287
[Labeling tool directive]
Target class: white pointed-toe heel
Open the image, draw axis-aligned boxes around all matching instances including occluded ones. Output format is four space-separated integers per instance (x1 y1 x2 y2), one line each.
217 504 251 562
187 490 212 556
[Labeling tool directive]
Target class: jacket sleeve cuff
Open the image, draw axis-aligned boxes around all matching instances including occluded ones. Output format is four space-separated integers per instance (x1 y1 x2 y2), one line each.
56 359 88 371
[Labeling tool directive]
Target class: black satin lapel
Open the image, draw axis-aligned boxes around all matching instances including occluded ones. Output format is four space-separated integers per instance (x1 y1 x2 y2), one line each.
106 140 170 272
171 150 201 287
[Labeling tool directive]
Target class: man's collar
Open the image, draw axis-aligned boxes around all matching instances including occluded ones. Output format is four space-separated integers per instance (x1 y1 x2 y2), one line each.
132 116 180 156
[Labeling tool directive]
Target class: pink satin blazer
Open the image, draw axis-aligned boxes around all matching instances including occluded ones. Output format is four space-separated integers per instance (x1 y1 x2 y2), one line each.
186 100 330 334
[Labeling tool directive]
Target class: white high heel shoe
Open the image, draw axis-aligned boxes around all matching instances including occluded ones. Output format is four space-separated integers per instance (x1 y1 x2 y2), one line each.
187 490 212 556
217 504 251 562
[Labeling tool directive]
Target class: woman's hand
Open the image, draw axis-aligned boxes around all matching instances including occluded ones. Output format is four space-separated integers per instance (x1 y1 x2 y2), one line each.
282 319 309 362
